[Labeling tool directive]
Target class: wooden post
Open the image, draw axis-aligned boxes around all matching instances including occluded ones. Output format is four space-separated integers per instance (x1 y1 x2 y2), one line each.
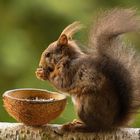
0 123 139 140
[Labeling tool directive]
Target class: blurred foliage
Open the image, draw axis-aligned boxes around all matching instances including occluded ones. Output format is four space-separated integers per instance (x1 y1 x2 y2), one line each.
0 0 140 127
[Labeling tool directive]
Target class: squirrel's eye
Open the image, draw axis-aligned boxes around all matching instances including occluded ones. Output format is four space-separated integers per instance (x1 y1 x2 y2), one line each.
45 52 51 57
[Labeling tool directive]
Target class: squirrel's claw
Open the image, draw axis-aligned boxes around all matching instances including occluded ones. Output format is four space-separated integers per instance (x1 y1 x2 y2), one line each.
53 126 65 136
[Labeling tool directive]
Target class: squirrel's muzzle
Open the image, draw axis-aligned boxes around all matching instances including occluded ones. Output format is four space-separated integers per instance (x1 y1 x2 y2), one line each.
36 64 54 81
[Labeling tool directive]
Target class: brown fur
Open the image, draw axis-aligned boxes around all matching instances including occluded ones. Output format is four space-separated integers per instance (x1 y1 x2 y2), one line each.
36 8 140 132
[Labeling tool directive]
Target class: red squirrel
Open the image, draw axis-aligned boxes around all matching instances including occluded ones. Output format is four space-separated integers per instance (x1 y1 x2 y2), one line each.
36 8 140 132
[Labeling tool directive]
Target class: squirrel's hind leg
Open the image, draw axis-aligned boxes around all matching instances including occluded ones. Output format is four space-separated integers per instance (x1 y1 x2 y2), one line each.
54 119 97 135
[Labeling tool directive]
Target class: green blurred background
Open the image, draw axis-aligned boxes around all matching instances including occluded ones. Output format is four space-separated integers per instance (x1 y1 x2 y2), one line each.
0 0 140 127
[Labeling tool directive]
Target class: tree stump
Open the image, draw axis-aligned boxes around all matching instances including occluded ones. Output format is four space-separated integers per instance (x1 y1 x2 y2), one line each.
0 123 139 140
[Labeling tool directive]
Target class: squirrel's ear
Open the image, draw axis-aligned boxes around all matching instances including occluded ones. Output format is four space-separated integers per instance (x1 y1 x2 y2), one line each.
58 34 68 46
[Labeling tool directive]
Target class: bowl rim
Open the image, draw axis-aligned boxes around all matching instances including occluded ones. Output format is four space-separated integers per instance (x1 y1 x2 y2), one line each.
3 88 67 103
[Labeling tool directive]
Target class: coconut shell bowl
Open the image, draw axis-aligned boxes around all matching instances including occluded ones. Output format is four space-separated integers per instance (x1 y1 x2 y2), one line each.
3 88 67 126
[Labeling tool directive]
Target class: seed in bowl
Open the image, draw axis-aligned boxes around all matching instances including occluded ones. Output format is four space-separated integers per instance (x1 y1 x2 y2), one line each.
26 97 55 102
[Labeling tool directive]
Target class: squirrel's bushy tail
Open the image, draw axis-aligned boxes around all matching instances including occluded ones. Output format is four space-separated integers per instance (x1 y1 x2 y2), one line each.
90 8 140 126
89 8 140 52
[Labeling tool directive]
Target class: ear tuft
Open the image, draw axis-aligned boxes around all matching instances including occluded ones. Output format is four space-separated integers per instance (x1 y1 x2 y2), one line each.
60 21 84 39
58 34 68 46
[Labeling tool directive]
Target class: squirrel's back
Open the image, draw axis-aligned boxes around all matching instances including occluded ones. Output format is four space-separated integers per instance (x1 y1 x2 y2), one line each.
89 8 140 126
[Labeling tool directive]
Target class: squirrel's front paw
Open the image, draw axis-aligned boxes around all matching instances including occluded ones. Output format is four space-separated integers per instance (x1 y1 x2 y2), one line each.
35 68 48 80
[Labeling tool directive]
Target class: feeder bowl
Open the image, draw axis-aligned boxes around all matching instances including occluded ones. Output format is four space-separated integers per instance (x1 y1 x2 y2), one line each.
3 88 67 126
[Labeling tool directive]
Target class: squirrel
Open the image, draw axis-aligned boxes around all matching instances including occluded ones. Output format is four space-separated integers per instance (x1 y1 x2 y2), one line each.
35 8 140 132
